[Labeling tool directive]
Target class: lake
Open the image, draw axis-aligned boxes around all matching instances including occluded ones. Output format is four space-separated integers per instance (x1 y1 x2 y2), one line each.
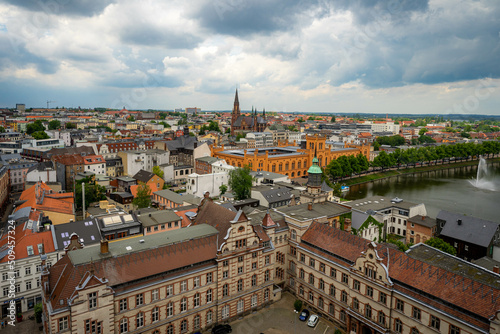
343 160 500 223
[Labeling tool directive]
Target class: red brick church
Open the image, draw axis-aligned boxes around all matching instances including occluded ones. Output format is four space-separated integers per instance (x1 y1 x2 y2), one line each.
230 89 268 135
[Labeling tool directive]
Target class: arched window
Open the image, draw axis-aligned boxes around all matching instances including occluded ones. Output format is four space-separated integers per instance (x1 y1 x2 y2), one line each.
291 172 295 177
264 289 270 302
167 324 174 334
194 315 201 330
136 312 144 328
180 319 188 333
297 171 301 176
298 161 301 169
318 297 324 309
206 310 213 325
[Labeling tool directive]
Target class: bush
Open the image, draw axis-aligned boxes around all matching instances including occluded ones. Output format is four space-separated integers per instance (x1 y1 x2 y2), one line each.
334 330 342 334
34 303 43 323
294 299 303 312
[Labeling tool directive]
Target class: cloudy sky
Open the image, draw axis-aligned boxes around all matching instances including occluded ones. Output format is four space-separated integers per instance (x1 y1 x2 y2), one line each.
0 0 499 115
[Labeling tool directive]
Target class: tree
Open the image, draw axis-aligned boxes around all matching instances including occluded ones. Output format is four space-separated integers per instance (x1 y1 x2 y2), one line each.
330 115 336 123
419 128 428 136
425 238 457 256
297 117 305 123
0 126 5 133
152 166 164 179
236 133 246 141
127 115 135 122
219 184 228 196
133 183 152 208
294 299 303 312
26 120 45 134
32 131 50 139
75 177 107 210
225 128 231 134
66 122 76 129
373 141 381 151
48 120 61 130
228 166 252 200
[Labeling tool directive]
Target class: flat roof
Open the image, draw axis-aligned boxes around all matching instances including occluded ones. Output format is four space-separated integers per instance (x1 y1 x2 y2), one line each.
277 202 351 220
68 224 218 265
345 196 420 212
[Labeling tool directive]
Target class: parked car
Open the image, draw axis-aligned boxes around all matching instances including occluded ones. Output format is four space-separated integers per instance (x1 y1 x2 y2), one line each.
298 309 310 321
212 324 232 334
307 314 319 327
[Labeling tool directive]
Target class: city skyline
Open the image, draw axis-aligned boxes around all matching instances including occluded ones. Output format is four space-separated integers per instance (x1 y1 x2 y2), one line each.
0 0 499 114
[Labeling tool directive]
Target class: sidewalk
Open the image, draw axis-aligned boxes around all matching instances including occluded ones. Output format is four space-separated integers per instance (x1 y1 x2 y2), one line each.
1 311 43 334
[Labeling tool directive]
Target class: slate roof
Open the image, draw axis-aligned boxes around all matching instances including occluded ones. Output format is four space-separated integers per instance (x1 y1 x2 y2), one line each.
253 186 292 204
408 215 436 228
438 210 499 247
277 202 351 220
133 169 155 183
194 200 237 248
136 210 182 227
165 136 198 151
321 181 333 192
27 161 54 173
52 219 101 251
153 189 185 205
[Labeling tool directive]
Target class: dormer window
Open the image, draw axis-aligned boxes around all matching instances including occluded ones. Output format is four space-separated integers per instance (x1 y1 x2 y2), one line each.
238 226 244 232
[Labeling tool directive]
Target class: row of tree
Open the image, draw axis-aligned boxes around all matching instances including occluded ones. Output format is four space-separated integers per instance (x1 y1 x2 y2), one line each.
325 154 370 179
372 141 500 170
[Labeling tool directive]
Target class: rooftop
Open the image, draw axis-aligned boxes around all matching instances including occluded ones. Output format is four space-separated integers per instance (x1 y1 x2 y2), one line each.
345 196 420 212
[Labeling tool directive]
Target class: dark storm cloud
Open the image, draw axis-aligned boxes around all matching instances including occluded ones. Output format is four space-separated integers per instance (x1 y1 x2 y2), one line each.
191 0 429 36
1 0 116 17
119 23 202 49
0 34 58 74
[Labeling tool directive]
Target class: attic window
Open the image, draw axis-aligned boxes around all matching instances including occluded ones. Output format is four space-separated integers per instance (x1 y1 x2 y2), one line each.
238 226 244 232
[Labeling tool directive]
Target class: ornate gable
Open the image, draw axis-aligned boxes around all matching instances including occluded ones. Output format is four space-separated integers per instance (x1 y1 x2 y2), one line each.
353 242 392 286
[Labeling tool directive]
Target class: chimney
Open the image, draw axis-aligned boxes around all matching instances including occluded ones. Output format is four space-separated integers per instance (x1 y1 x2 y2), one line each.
100 239 109 254
422 216 425 221
204 191 210 199
494 266 499 274
308 203 313 211
457 219 462 225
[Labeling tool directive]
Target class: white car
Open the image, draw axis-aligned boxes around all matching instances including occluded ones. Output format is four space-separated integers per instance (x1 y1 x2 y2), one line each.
307 314 319 327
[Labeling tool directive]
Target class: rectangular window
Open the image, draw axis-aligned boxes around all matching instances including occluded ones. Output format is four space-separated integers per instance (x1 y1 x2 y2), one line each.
430 315 440 330
88 292 97 309
309 258 315 268
152 289 159 301
26 281 32 290
412 307 421 320
353 280 360 291
379 292 387 305
59 317 69 331
136 293 143 306
366 286 373 298
450 325 460 334
207 272 213 284
300 253 305 262
166 285 173 297
396 299 404 312
331 268 337 279
395 319 402 333
25 267 31 275
342 273 348 284
194 276 200 288
119 298 127 312
265 255 270 265
180 280 187 292
319 263 325 273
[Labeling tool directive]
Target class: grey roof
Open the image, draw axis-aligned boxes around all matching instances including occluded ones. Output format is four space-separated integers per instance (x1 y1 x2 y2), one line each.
52 219 101 251
345 196 420 212
153 189 185 204
27 161 54 173
68 224 218 265
253 186 292 204
408 215 436 228
165 136 198 151
321 181 333 192
472 257 500 272
407 243 500 289
220 202 237 212
133 169 155 183
137 210 182 227
196 156 221 164
110 192 134 199
8 206 32 221
116 176 136 182
438 210 499 247
277 202 351 220
250 171 289 180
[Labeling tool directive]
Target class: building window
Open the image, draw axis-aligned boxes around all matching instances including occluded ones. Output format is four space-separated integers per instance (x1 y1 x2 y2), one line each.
152 307 159 322
308 273 315 285
167 325 173 334
300 253 305 262
378 311 386 325
136 293 143 307
119 298 127 312
319 263 325 273
299 285 304 296
430 315 440 330
222 305 230 319
365 304 372 319
180 297 187 312
366 286 373 298
265 255 270 265
340 310 346 322
166 285 173 297
329 284 335 297
412 307 421 320
194 276 200 288
450 325 460 334
88 292 97 309
309 291 314 302
251 294 258 308
206 310 213 325
265 270 270 282
223 271 229 279
167 302 173 317
181 280 187 292
252 274 257 287
395 319 402 333
331 268 337 279
58 317 68 331
194 293 200 307
136 312 144 328
341 291 347 303
299 268 305 279
309 258 315 268
411 329 419 334
25 267 31 275
223 284 229 297
353 280 360 291
352 298 359 310
119 319 128 333
380 292 387 304
207 272 213 284
264 289 270 302
152 289 159 301
238 266 243 274
180 319 188 333
237 299 244 313
26 281 32 291
342 273 348 284
396 298 404 312
318 297 324 309
319 279 324 290
193 314 200 329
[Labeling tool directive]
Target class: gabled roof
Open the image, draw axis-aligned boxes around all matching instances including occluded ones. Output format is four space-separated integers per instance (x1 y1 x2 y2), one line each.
15 182 74 215
53 219 101 251
438 210 499 247
0 223 55 263
137 210 182 227
133 169 155 183
194 201 236 247
153 189 185 204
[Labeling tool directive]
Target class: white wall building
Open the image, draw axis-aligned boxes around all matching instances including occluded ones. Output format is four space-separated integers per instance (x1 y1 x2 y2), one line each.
187 171 230 197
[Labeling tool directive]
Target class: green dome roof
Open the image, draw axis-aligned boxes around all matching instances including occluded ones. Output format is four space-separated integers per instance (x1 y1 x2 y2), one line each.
307 157 322 174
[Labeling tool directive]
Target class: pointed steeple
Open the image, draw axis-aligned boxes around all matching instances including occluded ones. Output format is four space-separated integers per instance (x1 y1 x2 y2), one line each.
234 88 239 104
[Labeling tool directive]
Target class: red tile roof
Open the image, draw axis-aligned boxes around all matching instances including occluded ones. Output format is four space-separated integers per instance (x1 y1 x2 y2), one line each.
0 223 55 263
16 182 74 215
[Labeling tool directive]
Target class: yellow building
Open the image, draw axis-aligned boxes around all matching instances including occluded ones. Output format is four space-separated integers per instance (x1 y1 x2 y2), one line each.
212 135 370 178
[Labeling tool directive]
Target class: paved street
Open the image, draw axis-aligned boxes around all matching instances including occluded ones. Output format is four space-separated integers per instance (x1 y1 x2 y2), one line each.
1 311 43 334
228 292 343 334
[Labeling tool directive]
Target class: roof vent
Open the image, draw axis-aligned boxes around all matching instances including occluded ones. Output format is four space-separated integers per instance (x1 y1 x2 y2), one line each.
139 239 145 243
457 219 462 225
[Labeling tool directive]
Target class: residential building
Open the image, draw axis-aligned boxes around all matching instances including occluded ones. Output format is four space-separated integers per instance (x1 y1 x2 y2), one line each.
406 215 437 244
52 154 85 192
437 210 499 261
83 155 106 175
93 139 157 160
108 192 135 212
136 209 183 235
174 165 194 182
155 136 211 167
105 157 123 177
251 185 293 209
26 161 57 184
246 132 273 148
152 189 193 209
195 156 224 174
118 149 169 177
250 171 290 186
187 172 230 198
132 169 165 191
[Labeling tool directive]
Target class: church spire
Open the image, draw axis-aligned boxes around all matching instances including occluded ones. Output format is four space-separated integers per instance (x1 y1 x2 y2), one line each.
234 88 239 105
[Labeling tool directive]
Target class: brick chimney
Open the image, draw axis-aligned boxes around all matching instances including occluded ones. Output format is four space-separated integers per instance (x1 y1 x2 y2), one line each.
100 239 109 254
344 218 352 233
308 203 313 211
493 266 499 274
